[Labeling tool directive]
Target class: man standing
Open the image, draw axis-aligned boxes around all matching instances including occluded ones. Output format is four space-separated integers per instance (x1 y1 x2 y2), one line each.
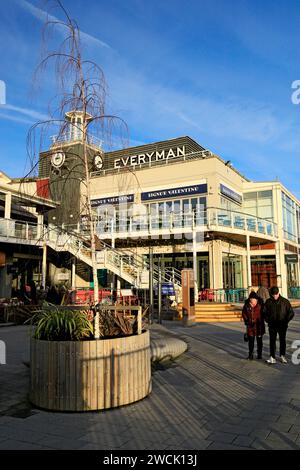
264 286 294 364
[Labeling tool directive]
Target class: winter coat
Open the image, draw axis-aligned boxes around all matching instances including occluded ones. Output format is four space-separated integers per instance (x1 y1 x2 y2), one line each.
264 295 294 325
242 301 265 337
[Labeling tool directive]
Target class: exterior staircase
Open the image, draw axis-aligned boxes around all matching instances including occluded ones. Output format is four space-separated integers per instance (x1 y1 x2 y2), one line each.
46 224 182 293
195 303 243 323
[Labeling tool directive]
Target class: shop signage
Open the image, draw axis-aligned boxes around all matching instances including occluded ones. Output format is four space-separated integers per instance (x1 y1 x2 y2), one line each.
285 254 299 264
91 194 134 207
114 146 185 169
155 283 175 296
57 273 70 281
220 184 242 204
141 183 207 202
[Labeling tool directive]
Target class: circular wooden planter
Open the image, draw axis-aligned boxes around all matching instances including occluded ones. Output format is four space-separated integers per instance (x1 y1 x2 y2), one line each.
30 331 151 411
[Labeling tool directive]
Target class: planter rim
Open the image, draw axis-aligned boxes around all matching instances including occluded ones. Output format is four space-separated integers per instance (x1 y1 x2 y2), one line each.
30 329 149 344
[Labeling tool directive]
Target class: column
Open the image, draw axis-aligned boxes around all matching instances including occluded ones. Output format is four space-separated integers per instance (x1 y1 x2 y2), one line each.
4 193 12 219
37 213 44 240
275 240 288 298
71 258 76 290
42 243 47 289
242 254 248 289
209 239 223 289
246 234 252 290
192 228 198 302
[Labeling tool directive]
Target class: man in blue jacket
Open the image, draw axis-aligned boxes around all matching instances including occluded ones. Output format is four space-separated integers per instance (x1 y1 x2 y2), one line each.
264 286 294 364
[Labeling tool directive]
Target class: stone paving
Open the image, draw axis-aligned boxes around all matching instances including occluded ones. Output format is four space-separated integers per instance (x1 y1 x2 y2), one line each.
1 313 300 450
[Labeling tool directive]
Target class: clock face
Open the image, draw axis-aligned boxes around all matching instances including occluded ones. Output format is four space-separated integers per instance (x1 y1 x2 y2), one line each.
94 154 103 170
51 152 65 168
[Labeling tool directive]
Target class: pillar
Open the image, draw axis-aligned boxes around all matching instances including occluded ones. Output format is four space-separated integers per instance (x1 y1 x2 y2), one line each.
42 243 47 289
71 258 76 290
37 213 44 240
242 254 248 289
208 239 223 289
275 240 288 298
246 234 252 290
192 229 198 302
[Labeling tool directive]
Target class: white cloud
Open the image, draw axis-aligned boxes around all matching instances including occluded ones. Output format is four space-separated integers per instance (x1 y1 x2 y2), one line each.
4 104 49 121
0 110 34 125
17 0 112 49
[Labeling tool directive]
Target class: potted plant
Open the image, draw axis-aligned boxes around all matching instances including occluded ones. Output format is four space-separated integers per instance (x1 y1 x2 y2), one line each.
30 306 151 411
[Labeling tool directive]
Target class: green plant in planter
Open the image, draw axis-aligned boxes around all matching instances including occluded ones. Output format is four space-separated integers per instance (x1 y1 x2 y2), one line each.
31 308 93 341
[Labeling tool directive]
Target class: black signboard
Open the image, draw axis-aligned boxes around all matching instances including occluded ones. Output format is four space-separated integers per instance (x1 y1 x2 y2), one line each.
91 194 134 207
141 183 207 202
220 184 242 204
285 254 299 264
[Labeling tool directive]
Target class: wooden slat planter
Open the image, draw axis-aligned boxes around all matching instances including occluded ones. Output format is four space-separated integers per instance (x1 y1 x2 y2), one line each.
30 330 151 411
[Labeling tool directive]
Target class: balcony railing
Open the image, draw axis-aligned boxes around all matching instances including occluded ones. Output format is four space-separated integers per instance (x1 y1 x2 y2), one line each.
95 207 278 239
51 132 103 149
0 218 40 242
0 206 278 247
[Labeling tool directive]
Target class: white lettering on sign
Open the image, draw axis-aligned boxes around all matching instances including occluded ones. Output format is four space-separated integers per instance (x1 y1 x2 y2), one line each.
114 146 185 169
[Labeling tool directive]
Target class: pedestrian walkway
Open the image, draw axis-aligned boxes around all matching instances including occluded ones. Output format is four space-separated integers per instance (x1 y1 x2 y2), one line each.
0 315 300 450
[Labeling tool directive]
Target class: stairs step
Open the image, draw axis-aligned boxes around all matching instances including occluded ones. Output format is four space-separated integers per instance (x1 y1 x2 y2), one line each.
195 303 242 308
195 312 242 317
196 317 243 323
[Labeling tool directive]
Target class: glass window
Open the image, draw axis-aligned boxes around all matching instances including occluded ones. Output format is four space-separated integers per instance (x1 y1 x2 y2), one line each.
243 190 273 221
282 192 296 242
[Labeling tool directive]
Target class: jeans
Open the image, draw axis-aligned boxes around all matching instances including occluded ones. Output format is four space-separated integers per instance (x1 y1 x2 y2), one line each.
248 336 263 358
269 324 288 358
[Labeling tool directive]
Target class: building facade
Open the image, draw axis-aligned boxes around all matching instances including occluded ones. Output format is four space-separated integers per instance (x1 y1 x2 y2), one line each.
85 136 300 299
2 110 300 302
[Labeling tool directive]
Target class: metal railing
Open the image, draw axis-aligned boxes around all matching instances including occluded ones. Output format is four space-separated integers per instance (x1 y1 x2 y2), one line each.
288 287 300 299
94 207 277 239
198 288 248 303
51 132 103 149
0 218 40 242
90 149 213 178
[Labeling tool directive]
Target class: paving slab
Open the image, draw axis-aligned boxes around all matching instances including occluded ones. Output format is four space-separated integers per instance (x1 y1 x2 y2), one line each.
1 316 300 449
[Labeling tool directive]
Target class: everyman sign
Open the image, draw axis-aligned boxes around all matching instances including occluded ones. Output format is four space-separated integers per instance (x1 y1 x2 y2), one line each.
114 146 185 169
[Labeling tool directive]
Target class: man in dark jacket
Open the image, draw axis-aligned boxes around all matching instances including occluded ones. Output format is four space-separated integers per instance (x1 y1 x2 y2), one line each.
264 286 294 364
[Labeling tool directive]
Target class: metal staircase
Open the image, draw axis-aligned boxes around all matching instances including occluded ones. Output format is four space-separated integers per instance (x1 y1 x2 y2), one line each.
46 224 182 291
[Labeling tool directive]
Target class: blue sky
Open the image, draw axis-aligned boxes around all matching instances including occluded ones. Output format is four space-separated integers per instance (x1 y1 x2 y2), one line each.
1 0 300 196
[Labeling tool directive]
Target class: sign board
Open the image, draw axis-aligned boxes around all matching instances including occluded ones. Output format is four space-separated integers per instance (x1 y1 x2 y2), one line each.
155 283 175 296
285 254 299 264
220 184 242 205
142 183 207 202
57 273 70 281
114 146 185 170
91 194 134 207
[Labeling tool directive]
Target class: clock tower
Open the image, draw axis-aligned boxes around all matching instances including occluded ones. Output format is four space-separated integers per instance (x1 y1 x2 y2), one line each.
38 110 104 225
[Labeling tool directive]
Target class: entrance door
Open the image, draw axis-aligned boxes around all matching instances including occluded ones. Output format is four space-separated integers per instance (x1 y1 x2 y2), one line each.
222 255 243 288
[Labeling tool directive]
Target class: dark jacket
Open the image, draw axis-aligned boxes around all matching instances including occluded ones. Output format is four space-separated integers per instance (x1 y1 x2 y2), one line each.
242 301 265 337
264 295 294 325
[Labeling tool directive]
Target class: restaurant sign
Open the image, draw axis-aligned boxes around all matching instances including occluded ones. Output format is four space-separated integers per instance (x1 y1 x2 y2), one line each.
141 183 207 201
91 194 134 207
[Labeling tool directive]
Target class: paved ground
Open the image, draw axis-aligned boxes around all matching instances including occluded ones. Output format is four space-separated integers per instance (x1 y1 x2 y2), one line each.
1 313 300 450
